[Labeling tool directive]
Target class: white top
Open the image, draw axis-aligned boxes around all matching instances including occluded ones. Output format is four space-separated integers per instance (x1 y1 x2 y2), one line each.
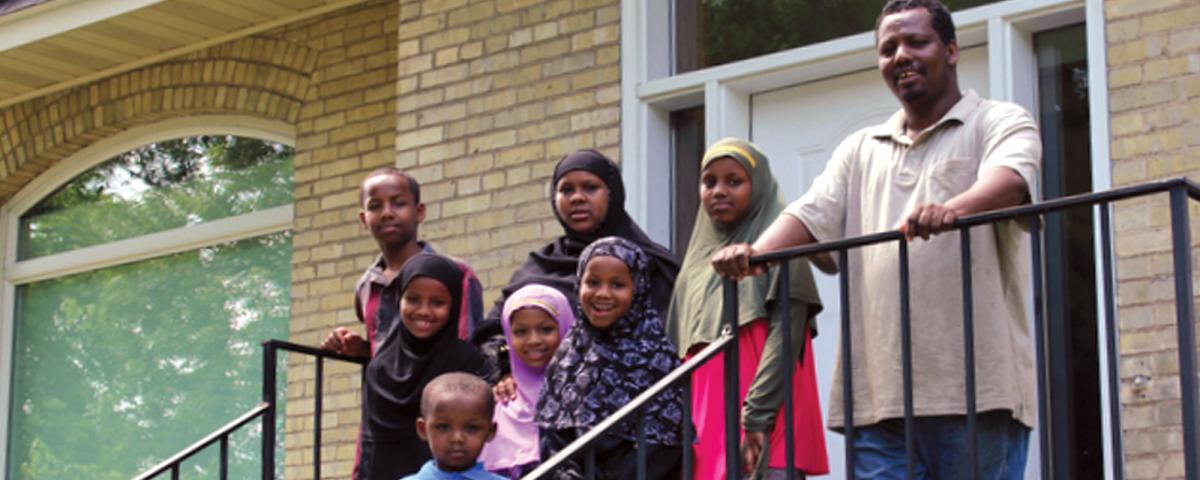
784 90 1041 428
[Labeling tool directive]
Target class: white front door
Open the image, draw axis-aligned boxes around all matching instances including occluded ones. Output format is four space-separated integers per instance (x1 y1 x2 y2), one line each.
749 46 1010 480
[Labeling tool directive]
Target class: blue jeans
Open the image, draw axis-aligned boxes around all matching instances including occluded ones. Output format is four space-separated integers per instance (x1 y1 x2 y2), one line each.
852 411 1029 480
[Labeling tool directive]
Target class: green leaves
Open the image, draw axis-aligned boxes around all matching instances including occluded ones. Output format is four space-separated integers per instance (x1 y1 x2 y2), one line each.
10 234 291 479
18 136 294 260
9 135 294 479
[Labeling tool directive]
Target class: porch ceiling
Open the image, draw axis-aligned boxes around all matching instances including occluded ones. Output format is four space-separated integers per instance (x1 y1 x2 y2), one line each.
0 0 367 109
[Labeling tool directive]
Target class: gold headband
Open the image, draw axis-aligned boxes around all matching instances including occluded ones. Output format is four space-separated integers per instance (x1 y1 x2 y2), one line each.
703 144 757 169
517 298 559 318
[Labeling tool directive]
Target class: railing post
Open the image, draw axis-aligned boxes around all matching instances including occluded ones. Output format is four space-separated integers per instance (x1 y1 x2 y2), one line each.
637 408 648 480
1169 185 1199 479
220 435 229 480
586 448 596 480
960 227 978 479
779 262 796 479
1030 217 1052 480
839 249 856 480
314 356 324 480
262 342 277 480
1098 202 1125 479
898 238 915 480
723 278 741 476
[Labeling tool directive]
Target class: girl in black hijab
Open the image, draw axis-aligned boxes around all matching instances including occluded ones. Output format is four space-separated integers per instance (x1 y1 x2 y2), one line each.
357 253 493 479
473 150 681 372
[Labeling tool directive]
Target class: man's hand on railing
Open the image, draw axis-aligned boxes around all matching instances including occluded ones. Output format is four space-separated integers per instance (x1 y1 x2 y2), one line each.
320 327 369 358
712 243 769 280
898 201 960 241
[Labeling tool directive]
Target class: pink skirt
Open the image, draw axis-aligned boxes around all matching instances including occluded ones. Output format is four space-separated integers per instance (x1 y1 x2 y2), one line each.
687 319 828 478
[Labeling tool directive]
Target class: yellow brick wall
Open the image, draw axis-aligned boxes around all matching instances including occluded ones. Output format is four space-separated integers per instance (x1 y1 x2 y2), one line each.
391 0 622 297
292 0 623 477
276 2 399 478
0 38 317 203
1106 1 1200 478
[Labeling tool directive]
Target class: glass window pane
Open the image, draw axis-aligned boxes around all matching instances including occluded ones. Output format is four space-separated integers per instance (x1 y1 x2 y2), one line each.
674 0 1002 74
18 136 294 260
7 232 291 479
671 106 705 255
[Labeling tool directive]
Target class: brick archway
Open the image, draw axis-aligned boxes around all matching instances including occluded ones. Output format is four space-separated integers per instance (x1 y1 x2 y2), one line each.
0 36 319 205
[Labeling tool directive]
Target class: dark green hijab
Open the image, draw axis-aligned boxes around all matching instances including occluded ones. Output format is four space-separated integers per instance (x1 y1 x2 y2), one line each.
665 138 822 355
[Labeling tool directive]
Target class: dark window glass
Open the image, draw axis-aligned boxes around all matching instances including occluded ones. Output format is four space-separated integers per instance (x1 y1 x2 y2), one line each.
1036 22 1101 480
674 0 1001 73
671 107 705 255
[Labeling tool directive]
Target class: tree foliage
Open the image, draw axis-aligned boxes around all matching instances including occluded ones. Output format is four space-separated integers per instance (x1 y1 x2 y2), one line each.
8 136 293 479
19 135 293 260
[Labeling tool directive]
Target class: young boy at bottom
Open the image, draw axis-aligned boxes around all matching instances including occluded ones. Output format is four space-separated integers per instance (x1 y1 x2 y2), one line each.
404 372 506 480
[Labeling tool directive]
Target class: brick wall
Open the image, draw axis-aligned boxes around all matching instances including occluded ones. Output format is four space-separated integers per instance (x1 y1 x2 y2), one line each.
391 0 621 297
289 0 623 477
1106 1 1200 478
0 39 317 204
276 1 399 478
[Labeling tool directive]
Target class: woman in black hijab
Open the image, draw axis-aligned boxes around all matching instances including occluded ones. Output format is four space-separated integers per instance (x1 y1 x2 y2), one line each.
472 150 681 371
357 253 493 479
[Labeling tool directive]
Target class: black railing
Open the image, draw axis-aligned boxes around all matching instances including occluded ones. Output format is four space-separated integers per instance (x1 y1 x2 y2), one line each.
134 177 1198 479
530 177 1200 479
134 340 366 480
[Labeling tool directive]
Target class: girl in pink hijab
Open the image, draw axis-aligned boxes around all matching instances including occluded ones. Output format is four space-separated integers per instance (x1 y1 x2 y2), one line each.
479 284 575 478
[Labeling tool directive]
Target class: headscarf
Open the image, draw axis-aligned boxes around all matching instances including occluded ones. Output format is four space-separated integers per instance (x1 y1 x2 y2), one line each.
474 150 681 344
479 285 576 470
536 237 684 445
361 253 488 442
665 138 823 356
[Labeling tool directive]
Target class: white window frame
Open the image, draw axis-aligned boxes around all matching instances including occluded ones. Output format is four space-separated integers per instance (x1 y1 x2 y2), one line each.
0 115 295 473
620 0 1115 477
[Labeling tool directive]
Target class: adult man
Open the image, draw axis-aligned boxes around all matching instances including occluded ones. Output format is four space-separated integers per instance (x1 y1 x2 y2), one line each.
712 0 1041 477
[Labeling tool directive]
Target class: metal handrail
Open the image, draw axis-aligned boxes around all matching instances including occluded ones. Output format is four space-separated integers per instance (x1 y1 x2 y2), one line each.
132 339 366 480
751 176 1200 265
132 403 270 480
262 339 370 364
529 176 1200 479
524 331 736 479
135 176 1199 479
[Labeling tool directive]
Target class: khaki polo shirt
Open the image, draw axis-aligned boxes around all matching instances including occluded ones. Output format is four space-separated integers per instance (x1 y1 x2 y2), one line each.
784 90 1041 429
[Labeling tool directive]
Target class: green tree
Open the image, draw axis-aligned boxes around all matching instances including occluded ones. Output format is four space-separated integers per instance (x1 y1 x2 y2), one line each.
8 136 293 479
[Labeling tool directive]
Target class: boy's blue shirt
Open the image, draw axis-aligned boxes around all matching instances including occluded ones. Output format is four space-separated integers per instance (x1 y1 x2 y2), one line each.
399 460 504 480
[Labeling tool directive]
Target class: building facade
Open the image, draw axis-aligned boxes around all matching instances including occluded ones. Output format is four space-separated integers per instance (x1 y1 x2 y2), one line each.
0 0 1195 478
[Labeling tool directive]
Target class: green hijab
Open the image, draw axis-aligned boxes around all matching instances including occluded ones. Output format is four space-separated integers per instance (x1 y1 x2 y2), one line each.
665 138 822 356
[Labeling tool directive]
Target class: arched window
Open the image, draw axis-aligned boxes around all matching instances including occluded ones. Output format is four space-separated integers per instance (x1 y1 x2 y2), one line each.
1 118 294 479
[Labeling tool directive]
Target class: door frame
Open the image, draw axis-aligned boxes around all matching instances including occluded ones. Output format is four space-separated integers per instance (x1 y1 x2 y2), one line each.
619 0 1117 477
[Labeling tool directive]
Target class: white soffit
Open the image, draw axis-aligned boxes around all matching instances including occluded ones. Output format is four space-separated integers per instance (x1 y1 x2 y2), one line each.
0 0 367 109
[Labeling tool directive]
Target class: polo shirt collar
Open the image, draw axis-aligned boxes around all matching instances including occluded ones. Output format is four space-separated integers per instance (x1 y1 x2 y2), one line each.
871 89 981 144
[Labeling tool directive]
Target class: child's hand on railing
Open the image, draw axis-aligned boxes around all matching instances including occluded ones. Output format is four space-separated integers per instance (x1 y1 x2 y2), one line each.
741 430 767 475
492 375 518 404
320 327 369 358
